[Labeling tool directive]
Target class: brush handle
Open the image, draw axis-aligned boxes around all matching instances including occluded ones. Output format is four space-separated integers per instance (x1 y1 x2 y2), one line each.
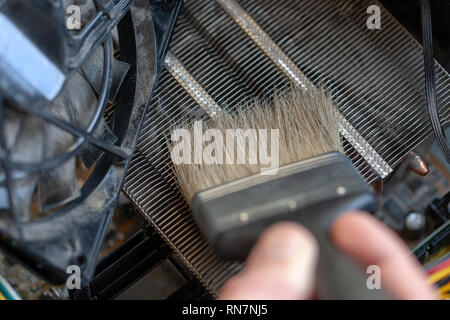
299 197 390 300
193 152 392 299
316 232 389 300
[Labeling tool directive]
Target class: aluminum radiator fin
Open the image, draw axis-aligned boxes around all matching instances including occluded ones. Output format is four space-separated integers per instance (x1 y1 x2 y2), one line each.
124 69 244 294
124 0 450 295
238 0 449 170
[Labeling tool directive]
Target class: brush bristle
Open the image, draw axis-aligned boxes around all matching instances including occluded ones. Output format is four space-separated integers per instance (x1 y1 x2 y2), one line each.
170 86 343 204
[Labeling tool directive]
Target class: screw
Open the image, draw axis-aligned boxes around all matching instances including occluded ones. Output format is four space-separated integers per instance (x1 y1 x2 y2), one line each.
336 186 347 195
239 212 249 223
287 201 297 210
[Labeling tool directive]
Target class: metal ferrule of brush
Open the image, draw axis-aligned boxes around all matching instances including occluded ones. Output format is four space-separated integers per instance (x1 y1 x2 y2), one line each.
192 152 390 299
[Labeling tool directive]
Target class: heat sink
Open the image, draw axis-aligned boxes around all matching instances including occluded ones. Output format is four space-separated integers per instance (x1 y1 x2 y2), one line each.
123 0 450 295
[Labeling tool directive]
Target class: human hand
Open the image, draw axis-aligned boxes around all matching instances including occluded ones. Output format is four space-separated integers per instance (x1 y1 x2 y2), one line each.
219 211 437 300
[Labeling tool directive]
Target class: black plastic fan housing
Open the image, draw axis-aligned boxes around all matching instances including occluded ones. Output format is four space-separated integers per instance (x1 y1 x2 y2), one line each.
0 0 181 285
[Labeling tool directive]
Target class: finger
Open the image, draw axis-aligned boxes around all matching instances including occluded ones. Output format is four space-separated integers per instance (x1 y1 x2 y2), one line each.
219 222 318 300
331 211 438 300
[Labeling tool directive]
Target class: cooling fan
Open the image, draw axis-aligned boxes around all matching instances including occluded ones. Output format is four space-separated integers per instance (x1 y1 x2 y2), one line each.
0 0 181 285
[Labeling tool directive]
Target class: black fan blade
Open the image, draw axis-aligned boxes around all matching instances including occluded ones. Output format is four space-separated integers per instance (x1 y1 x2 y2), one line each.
38 158 79 212
4 108 21 151
80 46 130 103
0 114 44 222
79 118 117 169
0 173 38 223
60 71 118 169
38 82 81 211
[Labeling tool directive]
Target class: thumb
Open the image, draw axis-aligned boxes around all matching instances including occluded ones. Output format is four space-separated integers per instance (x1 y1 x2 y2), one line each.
219 222 318 300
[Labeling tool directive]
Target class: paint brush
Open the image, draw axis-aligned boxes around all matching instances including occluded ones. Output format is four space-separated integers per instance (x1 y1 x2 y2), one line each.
170 85 388 299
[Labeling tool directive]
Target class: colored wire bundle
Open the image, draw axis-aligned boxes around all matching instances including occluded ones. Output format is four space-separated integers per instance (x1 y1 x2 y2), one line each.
0 274 21 300
427 257 450 299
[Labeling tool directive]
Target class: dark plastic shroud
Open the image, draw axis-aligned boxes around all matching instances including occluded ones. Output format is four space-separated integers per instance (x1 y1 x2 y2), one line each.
0 0 182 286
